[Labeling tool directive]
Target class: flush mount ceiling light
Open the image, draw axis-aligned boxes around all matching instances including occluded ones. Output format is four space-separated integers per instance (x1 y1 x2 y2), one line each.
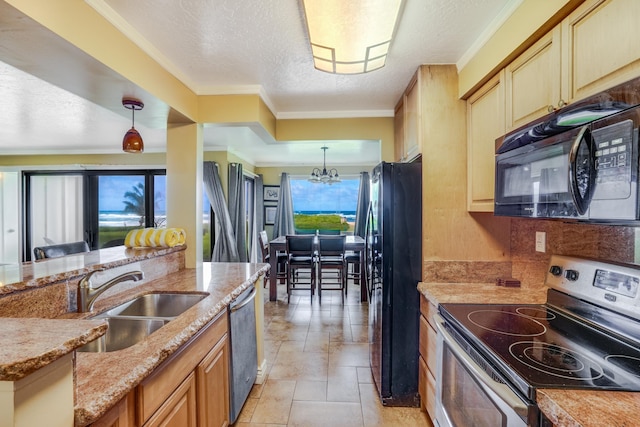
301 0 404 74
122 98 144 153
309 146 340 184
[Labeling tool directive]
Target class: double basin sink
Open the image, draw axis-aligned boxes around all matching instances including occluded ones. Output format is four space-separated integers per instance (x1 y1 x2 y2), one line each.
78 292 207 353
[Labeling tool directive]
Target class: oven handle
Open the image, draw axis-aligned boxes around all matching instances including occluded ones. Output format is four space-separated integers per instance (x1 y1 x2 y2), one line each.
434 314 529 417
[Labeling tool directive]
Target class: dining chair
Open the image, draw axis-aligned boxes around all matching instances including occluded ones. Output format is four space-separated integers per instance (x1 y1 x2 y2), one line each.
285 234 317 303
345 251 361 293
317 235 346 303
259 230 286 285
33 241 90 260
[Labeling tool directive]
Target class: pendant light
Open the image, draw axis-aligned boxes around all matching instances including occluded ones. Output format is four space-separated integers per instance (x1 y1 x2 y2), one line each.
309 146 340 184
122 98 144 153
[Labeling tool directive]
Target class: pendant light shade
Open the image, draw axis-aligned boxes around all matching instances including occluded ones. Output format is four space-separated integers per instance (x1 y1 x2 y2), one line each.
122 98 144 153
301 0 404 74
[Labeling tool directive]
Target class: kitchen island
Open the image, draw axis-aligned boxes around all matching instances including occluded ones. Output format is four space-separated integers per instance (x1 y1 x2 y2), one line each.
0 246 268 426
418 282 640 427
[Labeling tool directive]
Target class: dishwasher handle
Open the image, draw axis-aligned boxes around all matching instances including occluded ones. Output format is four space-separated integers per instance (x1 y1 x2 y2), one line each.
231 286 257 312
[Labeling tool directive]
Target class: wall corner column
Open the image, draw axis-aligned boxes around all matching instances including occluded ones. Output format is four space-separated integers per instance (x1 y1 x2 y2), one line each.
166 122 203 268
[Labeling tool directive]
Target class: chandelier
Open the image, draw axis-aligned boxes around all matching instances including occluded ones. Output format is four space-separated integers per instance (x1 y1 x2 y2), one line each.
309 146 340 184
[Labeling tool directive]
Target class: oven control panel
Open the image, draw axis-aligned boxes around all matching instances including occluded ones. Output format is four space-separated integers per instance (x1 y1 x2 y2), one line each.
546 255 640 320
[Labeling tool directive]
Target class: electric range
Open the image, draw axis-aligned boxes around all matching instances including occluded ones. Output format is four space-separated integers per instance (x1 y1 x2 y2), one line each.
435 255 640 427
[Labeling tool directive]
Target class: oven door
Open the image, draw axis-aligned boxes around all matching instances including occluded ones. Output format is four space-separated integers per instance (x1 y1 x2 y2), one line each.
434 314 530 427
495 124 596 219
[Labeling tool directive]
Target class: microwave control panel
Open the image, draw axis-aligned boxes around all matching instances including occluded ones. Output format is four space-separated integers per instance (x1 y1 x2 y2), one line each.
593 119 633 184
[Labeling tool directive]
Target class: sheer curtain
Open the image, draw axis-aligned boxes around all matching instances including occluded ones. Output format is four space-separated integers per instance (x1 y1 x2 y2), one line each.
203 161 239 262
354 171 371 237
228 163 248 262
251 175 265 263
272 173 295 238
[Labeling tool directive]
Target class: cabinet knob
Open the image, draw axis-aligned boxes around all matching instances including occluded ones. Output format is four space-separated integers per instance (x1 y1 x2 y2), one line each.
547 105 555 113
557 99 567 109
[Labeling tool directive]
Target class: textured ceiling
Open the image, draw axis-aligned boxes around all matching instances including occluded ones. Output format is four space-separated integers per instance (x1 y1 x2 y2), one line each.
0 0 519 165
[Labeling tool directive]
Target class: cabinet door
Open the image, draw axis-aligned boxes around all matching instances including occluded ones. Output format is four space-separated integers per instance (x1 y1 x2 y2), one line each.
144 372 197 427
197 334 230 427
562 0 640 102
90 393 134 427
467 71 505 212
403 72 421 161
506 26 561 131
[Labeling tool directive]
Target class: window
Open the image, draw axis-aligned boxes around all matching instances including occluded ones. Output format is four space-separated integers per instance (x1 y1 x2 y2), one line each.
23 170 165 261
289 177 360 233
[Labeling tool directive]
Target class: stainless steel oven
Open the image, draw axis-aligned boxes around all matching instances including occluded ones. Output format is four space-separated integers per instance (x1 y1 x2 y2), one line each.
434 314 531 427
434 255 640 427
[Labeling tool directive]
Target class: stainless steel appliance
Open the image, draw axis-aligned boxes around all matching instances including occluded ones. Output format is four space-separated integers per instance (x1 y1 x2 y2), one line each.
367 160 422 406
435 255 640 427
494 76 640 222
228 285 258 423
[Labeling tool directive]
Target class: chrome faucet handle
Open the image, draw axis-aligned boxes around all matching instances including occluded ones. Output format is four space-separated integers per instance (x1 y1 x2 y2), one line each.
78 268 106 289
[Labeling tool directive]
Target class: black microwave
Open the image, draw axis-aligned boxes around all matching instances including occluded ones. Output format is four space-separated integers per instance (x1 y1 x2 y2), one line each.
494 103 640 223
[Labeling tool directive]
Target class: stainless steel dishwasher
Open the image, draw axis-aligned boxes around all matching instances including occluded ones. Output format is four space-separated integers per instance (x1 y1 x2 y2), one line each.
228 285 258 423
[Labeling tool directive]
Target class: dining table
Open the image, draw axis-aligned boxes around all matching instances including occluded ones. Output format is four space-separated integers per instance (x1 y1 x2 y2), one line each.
268 235 367 302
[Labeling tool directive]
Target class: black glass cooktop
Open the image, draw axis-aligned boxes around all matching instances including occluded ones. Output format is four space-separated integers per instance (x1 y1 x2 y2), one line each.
440 301 640 400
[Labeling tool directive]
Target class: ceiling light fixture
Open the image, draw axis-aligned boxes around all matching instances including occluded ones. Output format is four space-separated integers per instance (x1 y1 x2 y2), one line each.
301 0 404 74
309 146 340 184
122 98 144 153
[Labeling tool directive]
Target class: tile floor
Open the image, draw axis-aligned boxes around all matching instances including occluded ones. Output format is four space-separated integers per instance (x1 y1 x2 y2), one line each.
234 278 431 427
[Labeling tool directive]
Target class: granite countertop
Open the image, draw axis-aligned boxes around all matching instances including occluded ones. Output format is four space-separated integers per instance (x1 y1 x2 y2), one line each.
73 262 268 426
417 281 640 427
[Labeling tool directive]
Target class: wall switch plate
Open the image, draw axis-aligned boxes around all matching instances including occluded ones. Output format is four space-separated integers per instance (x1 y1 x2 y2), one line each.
535 232 546 252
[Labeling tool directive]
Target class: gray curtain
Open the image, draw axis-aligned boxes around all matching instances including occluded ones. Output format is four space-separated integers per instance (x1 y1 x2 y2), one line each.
272 173 295 237
354 171 370 237
249 175 264 263
203 161 239 262
228 163 248 262
255 175 265 233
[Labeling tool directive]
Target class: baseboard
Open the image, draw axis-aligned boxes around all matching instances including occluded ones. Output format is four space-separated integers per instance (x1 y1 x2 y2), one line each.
255 358 268 384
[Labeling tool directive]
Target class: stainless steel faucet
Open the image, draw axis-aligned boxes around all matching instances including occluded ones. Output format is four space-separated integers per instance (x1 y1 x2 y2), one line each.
77 269 144 313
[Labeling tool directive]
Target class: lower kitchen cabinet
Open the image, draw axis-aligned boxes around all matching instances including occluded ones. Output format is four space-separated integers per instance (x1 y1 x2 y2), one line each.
197 332 230 427
418 294 438 424
90 392 135 427
144 373 197 427
89 310 230 427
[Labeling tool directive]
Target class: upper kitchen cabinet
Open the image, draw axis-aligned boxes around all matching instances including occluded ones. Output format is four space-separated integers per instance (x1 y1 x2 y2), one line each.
562 0 640 102
467 71 505 212
395 70 422 162
505 27 562 131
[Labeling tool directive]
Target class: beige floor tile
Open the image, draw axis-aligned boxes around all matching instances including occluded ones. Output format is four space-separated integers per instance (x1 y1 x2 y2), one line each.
268 350 329 381
329 342 370 367
327 366 360 403
359 383 429 427
279 340 306 353
350 324 369 343
304 331 330 353
250 379 296 425
234 423 286 427
293 380 327 401
288 401 364 427
237 397 259 422
356 367 373 384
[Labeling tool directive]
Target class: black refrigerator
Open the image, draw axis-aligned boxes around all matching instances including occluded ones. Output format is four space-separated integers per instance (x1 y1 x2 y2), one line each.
367 160 422 407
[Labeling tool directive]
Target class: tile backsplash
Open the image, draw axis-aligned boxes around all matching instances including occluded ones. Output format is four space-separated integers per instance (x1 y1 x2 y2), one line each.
510 218 637 287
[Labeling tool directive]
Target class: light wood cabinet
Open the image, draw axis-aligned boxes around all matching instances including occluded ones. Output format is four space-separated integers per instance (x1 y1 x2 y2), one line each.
90 393 135 427
467 71 505 212
394 70 422 162
505 26 562 131
197 333 230 427
418 294 438 424
562 0 640 103
144 373 197 427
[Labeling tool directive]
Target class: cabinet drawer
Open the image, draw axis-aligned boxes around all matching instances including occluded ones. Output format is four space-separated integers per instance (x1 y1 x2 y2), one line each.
419 315 438 374
137 311 228 425
425 363 437 422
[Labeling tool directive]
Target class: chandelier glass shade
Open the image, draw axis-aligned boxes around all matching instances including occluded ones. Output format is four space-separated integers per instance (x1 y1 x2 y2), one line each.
309 146 340 184
301 0 404 74
122 98 144 153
